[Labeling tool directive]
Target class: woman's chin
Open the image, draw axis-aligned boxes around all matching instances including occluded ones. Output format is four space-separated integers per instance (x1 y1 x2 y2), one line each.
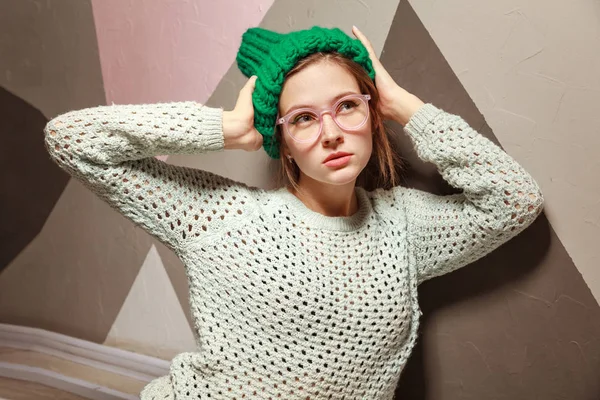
321 167 362 186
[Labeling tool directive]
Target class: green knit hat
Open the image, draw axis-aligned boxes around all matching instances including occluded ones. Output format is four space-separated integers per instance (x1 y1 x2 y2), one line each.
236 26 376 159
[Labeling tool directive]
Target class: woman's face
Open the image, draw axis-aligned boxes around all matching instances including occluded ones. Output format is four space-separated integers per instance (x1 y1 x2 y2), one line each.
278 61 373 187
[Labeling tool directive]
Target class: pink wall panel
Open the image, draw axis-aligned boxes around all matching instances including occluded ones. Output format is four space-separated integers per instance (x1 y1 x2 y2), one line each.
91 0 273 105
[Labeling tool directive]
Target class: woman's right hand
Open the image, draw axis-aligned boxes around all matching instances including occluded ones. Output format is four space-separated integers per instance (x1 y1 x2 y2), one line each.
223 76 263 151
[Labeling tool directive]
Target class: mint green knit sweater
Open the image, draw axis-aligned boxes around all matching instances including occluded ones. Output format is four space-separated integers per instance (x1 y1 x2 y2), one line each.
44 102 543 399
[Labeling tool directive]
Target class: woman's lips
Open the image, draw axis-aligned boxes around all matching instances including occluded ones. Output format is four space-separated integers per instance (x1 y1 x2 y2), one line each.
323 154 352 168
323 152 352 163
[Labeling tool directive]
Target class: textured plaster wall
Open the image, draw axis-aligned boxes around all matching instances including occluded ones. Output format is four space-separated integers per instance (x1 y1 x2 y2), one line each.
408 0 600 301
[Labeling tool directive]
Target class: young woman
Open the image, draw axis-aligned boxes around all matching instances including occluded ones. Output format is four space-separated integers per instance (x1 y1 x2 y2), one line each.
44 26 544 399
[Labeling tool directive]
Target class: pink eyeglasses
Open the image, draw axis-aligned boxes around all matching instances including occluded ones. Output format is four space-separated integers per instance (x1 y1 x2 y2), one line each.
276 94 371 143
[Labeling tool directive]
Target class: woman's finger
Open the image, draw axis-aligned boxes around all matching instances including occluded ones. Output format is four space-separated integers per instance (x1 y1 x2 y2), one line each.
254 129 264 148
243 75 257 93
352 26 378 62
235 75 257 113
248 128 263 151
352 25 397 85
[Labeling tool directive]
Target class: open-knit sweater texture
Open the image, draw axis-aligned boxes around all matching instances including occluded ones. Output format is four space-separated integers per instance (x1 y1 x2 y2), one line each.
44 101 544 399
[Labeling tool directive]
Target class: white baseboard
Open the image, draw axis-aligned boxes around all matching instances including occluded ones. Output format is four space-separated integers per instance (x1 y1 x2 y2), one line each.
0 323 171 400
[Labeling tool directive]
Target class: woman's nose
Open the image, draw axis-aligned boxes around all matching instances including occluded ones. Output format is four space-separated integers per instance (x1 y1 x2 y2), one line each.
320 114 344 146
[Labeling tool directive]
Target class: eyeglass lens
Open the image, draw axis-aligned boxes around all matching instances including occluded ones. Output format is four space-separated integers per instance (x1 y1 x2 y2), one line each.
286 97 369 141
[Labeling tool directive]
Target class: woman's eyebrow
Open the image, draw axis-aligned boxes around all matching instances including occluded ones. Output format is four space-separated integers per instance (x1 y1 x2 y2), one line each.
283 90 360 115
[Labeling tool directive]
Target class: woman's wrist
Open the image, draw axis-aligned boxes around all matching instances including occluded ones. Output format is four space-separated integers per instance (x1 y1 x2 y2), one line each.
222 111 241 150
222 110 263 151
390 90 425 126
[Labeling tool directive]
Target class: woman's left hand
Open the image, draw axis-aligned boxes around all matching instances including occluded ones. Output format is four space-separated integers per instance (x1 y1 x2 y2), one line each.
352 26 425 125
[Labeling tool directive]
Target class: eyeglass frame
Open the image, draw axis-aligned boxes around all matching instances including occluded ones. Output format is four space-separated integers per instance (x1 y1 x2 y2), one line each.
275 93 372 144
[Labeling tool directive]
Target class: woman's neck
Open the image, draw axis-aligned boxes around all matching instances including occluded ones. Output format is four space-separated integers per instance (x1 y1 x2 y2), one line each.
289 177 358 217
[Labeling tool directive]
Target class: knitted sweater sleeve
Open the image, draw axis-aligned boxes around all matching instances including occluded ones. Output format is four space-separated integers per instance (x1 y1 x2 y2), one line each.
44 102 260 251
394 104 544 284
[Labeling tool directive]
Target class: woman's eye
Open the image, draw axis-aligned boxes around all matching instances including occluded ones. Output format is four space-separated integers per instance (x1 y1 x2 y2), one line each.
291 113 316 124
337 100 358 112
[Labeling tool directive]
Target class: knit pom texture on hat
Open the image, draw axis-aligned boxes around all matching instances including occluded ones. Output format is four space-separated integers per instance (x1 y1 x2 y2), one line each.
236 26 376 159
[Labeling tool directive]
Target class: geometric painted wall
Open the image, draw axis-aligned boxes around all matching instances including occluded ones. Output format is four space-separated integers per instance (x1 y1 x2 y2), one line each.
1 0 599 398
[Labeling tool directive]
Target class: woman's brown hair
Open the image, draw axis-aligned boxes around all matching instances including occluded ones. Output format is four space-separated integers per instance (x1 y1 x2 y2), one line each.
275 52 403 191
